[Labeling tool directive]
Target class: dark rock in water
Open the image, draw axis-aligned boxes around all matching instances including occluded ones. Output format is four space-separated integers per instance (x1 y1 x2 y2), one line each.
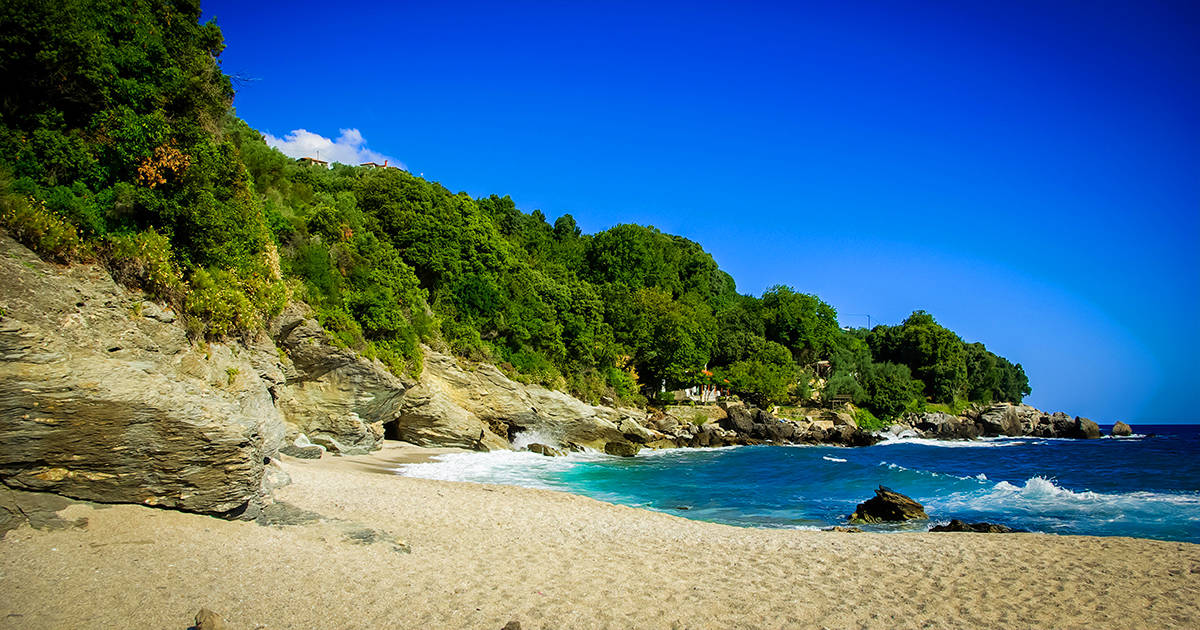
1072 417 1102 439
526 443 564 457
279 444 324 459
673 505 691 510
849 486 927 523
604 441 641 457
930 519 1025 533
841 430 883 447
193 608 228 630
823 526 863 533
1111 421 1133 437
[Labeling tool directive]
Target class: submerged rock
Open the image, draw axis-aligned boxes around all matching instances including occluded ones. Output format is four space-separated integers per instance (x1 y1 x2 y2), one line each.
849 486 927 523
930 519 1024 533
1111 421 1133 437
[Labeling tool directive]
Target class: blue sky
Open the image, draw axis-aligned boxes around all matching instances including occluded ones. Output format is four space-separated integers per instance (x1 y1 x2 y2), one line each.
203 1 1199 422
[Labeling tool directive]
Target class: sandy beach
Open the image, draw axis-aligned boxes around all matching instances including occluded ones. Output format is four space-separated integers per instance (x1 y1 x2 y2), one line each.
2 442 1198 630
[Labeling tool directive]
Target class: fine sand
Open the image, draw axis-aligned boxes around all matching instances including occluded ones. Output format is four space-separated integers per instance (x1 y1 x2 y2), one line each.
2 443 1198 629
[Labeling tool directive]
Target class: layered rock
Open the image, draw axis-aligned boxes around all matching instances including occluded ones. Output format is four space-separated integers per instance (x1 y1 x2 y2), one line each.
0 235 284 516
269 305 412 454
390 349 649 453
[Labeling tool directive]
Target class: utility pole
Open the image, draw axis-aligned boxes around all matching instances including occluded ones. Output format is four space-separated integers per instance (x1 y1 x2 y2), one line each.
844 314 874 329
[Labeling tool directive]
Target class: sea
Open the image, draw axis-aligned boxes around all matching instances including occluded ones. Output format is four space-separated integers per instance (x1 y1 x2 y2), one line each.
396 424 1200 544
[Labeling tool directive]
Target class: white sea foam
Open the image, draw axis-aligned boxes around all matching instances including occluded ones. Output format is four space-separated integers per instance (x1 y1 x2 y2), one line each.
396 449 601 489
931 476 1200 521
509 429 564 451
822 456 848 463
876 436 1023 448
878 460 991 482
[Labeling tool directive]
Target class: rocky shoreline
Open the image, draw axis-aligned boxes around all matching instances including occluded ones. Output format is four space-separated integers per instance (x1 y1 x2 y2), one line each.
0 233 1130 522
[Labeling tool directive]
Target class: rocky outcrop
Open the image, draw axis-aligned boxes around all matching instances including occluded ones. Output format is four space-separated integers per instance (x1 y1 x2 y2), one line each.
0 234 285 517
849 486 927 523
909 412 982 440
710 402 879 447
895 403 1106 441
979 404 1024 436
390 349 651 453
929 519 1024 533
1111 421 1133 437
268 305 412 455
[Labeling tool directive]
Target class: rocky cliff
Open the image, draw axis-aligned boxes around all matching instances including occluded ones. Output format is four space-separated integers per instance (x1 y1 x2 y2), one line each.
0 234 284 517
892 402 1104 440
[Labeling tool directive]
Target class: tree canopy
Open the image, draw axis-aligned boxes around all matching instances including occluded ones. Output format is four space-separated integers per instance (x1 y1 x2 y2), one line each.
0 0 1031 417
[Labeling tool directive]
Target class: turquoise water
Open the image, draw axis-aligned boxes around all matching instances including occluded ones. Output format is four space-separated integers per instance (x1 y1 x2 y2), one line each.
397 424 1200 543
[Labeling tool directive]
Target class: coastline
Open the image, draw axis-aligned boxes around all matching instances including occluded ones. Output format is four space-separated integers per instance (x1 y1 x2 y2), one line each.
3 447 1197 629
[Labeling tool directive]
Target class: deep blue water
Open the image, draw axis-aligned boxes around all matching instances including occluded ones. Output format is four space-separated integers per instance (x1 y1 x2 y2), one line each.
397 424 1200 543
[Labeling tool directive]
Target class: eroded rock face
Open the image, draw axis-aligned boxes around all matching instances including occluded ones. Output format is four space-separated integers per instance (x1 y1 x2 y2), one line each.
390 350 650 452
849 486 927 523
0 235 284 516
269 305 412 455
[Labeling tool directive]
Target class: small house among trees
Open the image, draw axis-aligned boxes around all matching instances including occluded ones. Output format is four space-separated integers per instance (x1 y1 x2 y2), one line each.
298 157 328 167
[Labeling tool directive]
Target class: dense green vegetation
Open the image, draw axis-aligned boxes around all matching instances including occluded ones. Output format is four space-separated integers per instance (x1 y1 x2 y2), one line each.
0 0 1029 420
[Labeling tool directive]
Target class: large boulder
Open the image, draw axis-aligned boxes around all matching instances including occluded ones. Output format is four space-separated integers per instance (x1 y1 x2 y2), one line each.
718 402 756 434
909 412 980 440
979 404 1024 436
1111 421 1133 437
618 417 658 444
0 235 284 516
849 486 928 523
1072 417 1102 439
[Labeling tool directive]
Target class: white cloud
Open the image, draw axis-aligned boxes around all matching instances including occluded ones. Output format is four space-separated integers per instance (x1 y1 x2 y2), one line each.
264 128 405 169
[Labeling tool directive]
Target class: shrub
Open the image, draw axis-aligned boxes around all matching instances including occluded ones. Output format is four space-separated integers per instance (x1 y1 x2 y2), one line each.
0 193 86 263
104 228 187 304
852 406 888 431
186 267 285 338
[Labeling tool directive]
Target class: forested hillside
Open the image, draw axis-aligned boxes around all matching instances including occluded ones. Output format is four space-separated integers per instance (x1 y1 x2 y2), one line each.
0 0 1029 422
